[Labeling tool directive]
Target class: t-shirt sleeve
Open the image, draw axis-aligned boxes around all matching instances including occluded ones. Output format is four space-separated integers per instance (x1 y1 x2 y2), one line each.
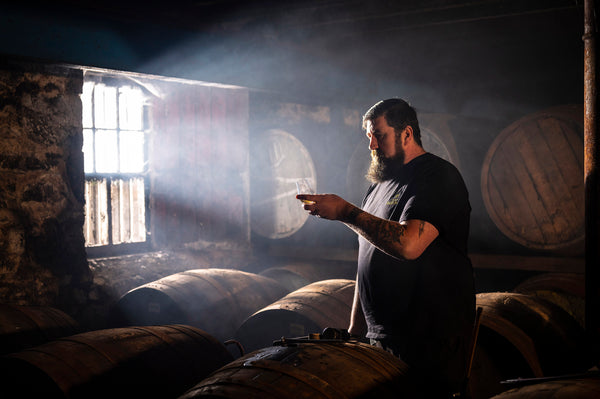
400 162 468 237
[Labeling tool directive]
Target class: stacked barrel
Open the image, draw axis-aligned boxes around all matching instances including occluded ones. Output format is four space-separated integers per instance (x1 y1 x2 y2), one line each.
1 262 597 398
0 266 413 398
0 324 234 398
0 268 287 398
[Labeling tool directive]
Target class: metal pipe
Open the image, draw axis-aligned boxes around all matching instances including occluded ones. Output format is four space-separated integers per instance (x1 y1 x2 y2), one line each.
584 0 600 349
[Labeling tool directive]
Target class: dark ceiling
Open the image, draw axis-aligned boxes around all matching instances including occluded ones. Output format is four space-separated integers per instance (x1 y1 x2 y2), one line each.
5 0 586 109
50 0 582 35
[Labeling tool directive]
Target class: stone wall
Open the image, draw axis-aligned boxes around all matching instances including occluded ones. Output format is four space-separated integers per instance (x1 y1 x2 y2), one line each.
0 59 90 318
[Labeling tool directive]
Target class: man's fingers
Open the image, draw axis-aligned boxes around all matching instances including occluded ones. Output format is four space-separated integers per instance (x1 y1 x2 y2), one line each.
296 194 314 201
296 194 316 205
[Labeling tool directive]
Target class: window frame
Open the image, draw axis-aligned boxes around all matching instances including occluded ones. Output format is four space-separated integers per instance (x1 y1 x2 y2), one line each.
82 73 152 258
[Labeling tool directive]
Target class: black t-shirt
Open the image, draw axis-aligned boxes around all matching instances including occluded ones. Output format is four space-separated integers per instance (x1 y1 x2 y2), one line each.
357 153 475 342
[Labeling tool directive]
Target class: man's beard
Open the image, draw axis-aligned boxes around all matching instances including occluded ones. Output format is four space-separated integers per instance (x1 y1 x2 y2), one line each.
366 147 405 183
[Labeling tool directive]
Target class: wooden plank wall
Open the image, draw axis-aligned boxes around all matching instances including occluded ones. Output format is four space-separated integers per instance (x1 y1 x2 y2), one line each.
150 82 249 249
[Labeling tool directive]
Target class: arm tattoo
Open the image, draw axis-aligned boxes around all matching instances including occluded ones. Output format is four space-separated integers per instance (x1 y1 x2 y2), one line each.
344 206 363 223
368 218 407 250
345 212 408 259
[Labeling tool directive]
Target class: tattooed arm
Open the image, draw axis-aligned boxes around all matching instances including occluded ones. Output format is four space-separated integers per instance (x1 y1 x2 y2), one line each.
343 204 438 260
297 193 439 260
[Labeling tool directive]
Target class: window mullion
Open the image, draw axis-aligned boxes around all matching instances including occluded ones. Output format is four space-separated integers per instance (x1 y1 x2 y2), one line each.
116 87 121 173
107 177 114 246
91 85 97 174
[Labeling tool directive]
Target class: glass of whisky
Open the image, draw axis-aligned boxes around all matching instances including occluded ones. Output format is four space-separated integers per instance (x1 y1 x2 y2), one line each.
296 178 315 204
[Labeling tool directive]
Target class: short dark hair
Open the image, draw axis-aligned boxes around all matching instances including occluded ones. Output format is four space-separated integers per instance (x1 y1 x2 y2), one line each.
362 98 422 147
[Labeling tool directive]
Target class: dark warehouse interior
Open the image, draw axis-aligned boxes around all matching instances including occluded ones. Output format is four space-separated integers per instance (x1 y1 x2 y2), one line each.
0 0 599 398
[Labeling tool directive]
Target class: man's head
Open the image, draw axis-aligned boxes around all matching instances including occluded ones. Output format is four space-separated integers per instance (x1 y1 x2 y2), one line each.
362 99 423 183
362 98 422 146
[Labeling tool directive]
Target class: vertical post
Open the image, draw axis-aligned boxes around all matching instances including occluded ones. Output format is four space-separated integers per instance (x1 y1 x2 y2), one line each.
584 0 600 353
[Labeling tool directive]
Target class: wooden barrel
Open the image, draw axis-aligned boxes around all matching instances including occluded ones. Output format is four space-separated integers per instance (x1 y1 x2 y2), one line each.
481 105 584 254
235 279 355 353
258 260 357 292
250 128 317 239
489 377 600 398
0 324 233 399
469 345 510 399
513 272 585 328
0 304 80 355
259 266 312 292
110 269 289 342
178 340 410 399
475 292 592 381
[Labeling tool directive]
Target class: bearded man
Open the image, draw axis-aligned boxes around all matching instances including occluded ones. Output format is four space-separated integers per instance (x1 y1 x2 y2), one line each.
297 98 475 398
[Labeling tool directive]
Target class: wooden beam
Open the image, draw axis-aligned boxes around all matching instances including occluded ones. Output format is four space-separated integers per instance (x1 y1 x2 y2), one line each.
470 253 584 274
264 246 585 274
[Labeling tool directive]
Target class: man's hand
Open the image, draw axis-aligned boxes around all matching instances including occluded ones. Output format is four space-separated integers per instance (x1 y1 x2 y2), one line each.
296 194 355 221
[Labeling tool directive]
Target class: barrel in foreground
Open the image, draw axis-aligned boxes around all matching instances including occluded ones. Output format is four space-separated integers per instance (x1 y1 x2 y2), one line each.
179 336 410 399
0 324 233 399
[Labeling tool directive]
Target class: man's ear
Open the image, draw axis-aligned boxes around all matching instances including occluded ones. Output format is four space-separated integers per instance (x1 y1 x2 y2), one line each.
403 125 414 145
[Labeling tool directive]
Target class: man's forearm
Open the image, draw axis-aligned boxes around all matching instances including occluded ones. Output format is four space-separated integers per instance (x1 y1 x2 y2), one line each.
341 205 409 260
